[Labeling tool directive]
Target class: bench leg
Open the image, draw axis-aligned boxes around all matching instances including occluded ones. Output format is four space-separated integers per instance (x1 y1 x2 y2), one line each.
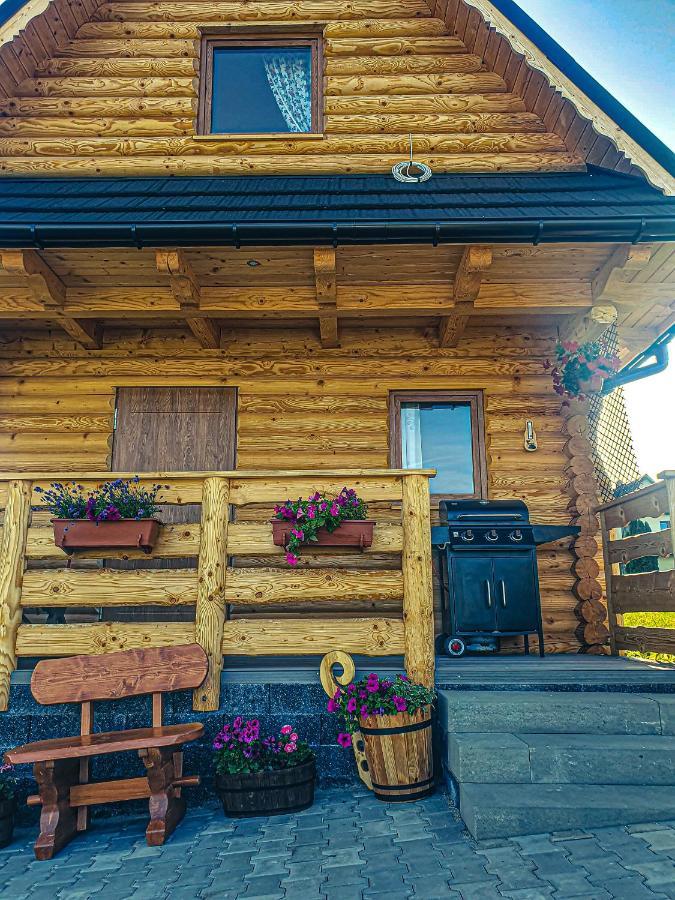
140 746 186 847
33 759 79 861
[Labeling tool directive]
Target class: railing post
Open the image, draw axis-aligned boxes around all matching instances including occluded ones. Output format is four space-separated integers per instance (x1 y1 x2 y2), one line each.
401 474 434 687
665 474 675 561
193 476 230 711
598 510 619 656
0 480 31 711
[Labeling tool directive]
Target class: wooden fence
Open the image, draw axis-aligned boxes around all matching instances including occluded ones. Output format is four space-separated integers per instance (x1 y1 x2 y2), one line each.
598 470 675 655
0 469 435 711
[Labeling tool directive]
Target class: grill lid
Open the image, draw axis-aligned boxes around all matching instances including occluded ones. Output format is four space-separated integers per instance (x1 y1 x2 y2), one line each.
439 499 530 525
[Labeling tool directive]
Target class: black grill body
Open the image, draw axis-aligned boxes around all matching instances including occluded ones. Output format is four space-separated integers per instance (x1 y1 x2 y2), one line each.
431 499 580 657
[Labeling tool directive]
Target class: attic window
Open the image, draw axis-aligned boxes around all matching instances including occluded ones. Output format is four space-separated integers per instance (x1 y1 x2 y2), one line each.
198 34 322 135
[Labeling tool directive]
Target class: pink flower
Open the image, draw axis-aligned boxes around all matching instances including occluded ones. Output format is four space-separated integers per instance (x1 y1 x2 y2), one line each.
286 552 299 566
337 733 352 748
307 506 316 519
327 698 338 713
280 725 292 735
291 528 304 541
346 697 357 713
284 743 296 753
330 503 340 516
319 502 327 512
360 704 369 716
290 733 298 742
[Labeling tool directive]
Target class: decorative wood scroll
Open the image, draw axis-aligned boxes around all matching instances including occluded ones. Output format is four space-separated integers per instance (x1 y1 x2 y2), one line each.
560 400 609 653
156 249 220 349
319 650 372 790
0 250 102 349
313 247 339 348
439 245 492 347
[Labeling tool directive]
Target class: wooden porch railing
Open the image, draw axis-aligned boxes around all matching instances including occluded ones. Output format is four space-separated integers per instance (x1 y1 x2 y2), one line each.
598 470 675 655
0 469 435 711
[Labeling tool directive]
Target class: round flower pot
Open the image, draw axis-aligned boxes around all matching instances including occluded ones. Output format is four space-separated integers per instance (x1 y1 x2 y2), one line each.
0 797 16 848
577 375 605 396
359 708 433 802
215 760 316 817
271 520 375 550
51 518 162 554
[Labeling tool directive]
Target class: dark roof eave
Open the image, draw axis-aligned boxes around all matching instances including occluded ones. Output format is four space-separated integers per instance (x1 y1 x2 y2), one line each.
0 216 672 248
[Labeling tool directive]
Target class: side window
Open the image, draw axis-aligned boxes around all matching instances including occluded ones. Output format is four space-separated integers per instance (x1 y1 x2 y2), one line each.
389 391 487 499
198 34 322 135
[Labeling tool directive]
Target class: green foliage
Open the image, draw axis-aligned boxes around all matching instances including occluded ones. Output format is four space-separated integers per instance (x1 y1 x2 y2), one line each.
34 477 164 522
212 718 315 776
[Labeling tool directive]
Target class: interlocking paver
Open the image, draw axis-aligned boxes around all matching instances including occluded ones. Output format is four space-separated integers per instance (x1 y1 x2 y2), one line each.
2 789 675 900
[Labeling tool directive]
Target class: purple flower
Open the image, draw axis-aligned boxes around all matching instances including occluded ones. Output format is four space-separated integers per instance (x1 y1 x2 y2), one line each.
337 733 352 748
346 698 357 713
360 704 369 717
392 696 407 712
330 503 340 516
327 698 338 713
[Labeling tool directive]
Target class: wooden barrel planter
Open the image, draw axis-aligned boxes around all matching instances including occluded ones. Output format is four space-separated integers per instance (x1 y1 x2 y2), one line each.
215 760 316 817
0 798 16 848
271 520 375 550
51 518 162 554
359 708 433 802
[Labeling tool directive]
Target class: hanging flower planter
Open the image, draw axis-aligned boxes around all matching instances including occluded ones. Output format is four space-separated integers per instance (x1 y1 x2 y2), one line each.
544 339 620 400
35 478 165 554
51 518 162 554
271 488 375 566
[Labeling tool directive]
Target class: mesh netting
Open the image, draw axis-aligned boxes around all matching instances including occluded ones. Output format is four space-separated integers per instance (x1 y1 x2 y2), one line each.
587 324 641 502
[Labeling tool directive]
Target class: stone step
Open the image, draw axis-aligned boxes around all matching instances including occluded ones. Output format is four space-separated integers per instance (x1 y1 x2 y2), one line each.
438 689 675 735
459 783 675 840
448 732 675 785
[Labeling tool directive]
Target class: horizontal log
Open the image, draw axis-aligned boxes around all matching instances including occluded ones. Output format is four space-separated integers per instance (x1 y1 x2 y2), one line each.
226 569 404 604
220 617 405 655
614 626 675 656
0 133 567 158
599 483 669 530
0 152 584 177
228 522 403 553
607 528 672 565
229 475 404 504
22 568 199 607
0 97 197 117
37 57 198 77
325 72 505 95
95 1 432 22
77 18 449 39
55 39 199 58
0 433 111 453
17 77 197 97
611 571 675 615
325 36 462 55
324 93 527 114
0 414 111 432
324 54 483 76
326 111 544 132
0 117 195 138
16 621 193 655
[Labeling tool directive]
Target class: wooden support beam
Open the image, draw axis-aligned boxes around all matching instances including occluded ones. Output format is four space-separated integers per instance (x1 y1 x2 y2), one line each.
0 480 31 710
439 245 492 347
313 247 339 348
0 250 102 349
562 244 652 345
156 249 220 349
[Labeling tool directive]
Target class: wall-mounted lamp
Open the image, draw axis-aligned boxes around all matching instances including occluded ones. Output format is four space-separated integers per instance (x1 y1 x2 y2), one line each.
524 420 538 452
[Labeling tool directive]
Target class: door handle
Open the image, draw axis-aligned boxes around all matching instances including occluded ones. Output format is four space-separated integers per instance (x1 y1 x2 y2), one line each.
484 580 492 608
498 580 507 607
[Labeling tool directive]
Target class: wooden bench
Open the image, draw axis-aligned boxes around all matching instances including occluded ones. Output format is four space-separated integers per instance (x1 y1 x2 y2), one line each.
5 643 208 860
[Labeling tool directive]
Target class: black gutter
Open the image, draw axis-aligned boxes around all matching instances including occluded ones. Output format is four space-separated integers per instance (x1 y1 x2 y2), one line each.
0 216 673 249
490 0 675 178
604 325 674 393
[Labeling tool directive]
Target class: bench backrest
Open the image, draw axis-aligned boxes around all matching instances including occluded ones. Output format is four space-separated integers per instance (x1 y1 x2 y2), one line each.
31 644 209 706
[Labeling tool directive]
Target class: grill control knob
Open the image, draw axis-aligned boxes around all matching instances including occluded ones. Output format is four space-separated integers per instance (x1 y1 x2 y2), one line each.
486 529 499 542
461 530 474 542
510 530 523 542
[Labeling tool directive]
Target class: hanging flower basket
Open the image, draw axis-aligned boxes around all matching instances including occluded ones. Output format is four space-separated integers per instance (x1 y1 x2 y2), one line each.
35 478 165 554
544 340 620 400
51 518 162 554
272 487 375 566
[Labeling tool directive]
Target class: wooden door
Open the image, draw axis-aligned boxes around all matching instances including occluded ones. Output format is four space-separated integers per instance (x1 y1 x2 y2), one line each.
107 387 236 621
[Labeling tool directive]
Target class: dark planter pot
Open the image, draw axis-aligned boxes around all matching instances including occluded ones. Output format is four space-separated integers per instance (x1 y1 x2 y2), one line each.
271 520 375 550
51 518 162 554
0 797 16 849
215 760 316 817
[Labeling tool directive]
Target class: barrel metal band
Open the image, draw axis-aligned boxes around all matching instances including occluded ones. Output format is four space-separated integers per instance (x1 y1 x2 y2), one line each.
359 719 431 736
370 775 434 791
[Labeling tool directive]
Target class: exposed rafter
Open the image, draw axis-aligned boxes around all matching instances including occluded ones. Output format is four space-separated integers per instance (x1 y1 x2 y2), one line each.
313 248 339 348
0 249 102 349
439 246 492 347
561 245 652 345
156 249 220 350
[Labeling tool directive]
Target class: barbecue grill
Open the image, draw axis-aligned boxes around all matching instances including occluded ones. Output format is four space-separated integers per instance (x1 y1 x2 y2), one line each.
431 499 580 657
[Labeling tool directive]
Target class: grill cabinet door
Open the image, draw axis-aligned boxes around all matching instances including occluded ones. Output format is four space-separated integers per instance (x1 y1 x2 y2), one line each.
451 556 496 632
493 556 538 633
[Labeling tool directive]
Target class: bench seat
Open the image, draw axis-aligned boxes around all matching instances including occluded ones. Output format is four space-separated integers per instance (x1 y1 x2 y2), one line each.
7 723 204 765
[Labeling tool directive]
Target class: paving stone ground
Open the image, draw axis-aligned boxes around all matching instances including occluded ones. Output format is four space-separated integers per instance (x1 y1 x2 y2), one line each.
1 787 674 900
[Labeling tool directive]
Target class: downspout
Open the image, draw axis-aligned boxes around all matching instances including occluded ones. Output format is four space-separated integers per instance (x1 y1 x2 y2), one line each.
603 325 674 393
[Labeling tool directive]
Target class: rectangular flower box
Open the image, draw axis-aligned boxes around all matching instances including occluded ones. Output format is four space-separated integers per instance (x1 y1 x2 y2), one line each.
51 518 162 554
271 519 375 550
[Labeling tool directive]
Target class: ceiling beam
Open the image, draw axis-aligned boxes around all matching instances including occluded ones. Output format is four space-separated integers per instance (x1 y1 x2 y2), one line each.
313 248 339 348
0 249 102 349
439 246 493 347
561 244 652 345
156 249 220 349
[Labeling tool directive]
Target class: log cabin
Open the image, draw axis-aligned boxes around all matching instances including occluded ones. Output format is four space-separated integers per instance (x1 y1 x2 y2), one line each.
0 0 674 802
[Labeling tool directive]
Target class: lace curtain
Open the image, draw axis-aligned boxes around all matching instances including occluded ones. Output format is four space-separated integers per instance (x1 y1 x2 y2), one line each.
263 51 312 132
401 404 424 468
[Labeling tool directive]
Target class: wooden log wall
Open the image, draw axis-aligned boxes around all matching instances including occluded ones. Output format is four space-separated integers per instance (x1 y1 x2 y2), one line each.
0 323 585 652
0 0 583 175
